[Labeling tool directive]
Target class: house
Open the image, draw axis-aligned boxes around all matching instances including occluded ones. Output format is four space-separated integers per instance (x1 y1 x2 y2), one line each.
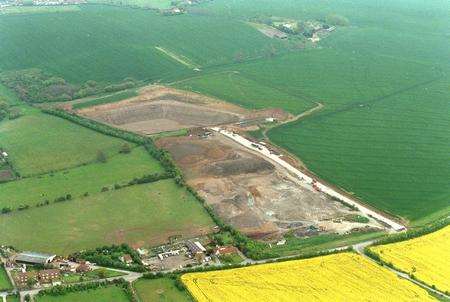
214 246 239 256
76 263 91 273
38 269 60 283
120 254 133 265
15 272 29 285
14 251 56 265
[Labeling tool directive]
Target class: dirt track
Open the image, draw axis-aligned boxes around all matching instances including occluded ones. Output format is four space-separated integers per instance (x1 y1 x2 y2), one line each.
157 132 382 240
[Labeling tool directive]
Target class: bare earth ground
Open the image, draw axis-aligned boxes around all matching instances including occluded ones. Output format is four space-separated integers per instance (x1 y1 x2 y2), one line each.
77 85 289 135
157 133 381 240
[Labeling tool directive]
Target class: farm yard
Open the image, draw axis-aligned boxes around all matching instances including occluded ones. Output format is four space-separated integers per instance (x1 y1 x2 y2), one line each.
134 278 192 302
369 225 450 293
181 252 436 301
0 180 215 255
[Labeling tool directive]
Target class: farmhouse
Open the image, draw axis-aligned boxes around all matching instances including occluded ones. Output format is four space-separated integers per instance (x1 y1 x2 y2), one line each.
37 269 60 283
213 246 239 256
120 254 133 265
14 251 56 265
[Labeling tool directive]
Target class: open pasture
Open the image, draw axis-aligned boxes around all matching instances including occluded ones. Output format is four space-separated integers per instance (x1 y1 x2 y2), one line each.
0 108 127 176
182 252 435 301
0 147 162 210
134 278 192 302
0 180 215 254
370 225 450 293
35 285 130 302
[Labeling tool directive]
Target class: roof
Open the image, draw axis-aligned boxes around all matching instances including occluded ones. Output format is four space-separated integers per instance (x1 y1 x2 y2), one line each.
15 251 56 264
186 241 205 254
123 254 133 262
215 246 238 255
38 269 60 276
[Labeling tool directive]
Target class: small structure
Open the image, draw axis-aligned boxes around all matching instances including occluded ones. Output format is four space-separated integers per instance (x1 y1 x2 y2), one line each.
76 263 91 273
213 246 239 256
14 251 56 265
38 269 60 283
120 254 133 265
276 239 286 246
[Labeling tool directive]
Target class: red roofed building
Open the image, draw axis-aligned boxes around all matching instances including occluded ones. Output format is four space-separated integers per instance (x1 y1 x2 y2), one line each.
213 246 239 256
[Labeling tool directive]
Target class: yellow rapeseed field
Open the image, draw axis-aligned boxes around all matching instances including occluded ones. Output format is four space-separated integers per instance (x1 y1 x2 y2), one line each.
181 253 435 302
370 225 450 293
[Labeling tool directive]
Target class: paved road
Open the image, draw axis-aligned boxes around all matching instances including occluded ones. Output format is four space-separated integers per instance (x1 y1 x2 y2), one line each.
211 127 407 232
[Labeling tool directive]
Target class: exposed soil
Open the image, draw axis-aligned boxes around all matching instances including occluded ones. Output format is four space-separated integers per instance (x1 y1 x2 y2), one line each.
77 85 289 135
156 132 381 240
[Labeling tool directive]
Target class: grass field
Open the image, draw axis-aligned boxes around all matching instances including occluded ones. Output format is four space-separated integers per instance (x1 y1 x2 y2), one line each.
370 225 450 293
0 180 214 254
89 0 172 9
182 252 435 301
72 89 138 109
0 265 12 291
0 6 81 15
0 108 128 176
35 285 130 302
6 296 19 302
134 278 192 302
0 146 162 209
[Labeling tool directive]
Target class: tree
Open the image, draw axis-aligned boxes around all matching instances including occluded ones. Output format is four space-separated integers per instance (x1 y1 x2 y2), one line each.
119 143 131 154
97 151 107 163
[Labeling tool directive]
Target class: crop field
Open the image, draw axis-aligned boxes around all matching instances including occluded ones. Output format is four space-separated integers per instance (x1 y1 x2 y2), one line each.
174 71 313 114
35 285 130 302
88 0 172 9
0 5 286 84
0 180 214 254
134 278 192 302
370 225 450 293
182 252 435 301
0 147 162 209
0 108 128 176
0 265 12 291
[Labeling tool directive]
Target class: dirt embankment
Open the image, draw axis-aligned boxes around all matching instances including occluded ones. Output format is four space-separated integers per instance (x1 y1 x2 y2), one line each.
156 132 381 240
77 85 289 135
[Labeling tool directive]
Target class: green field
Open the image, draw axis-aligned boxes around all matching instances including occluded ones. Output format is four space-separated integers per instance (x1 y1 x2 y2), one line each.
134 278 192 302
0 265 12 291
0 108 128 176
35 286 130 302
0 180 214 254
0 146 162 209
175 71 313 114
89 0 172 9
6 296 19 302
0 6 81 15
72 89 138 109
0 5 287 84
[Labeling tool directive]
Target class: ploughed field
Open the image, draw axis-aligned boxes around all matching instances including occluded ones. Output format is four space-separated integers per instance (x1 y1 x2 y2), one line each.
181 252 436 302
369 225 450 293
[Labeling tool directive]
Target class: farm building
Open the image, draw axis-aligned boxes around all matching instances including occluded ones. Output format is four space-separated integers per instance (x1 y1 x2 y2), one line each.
120 254 133 264
214 246 239 256
186 241 206 255
14 251 56 265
